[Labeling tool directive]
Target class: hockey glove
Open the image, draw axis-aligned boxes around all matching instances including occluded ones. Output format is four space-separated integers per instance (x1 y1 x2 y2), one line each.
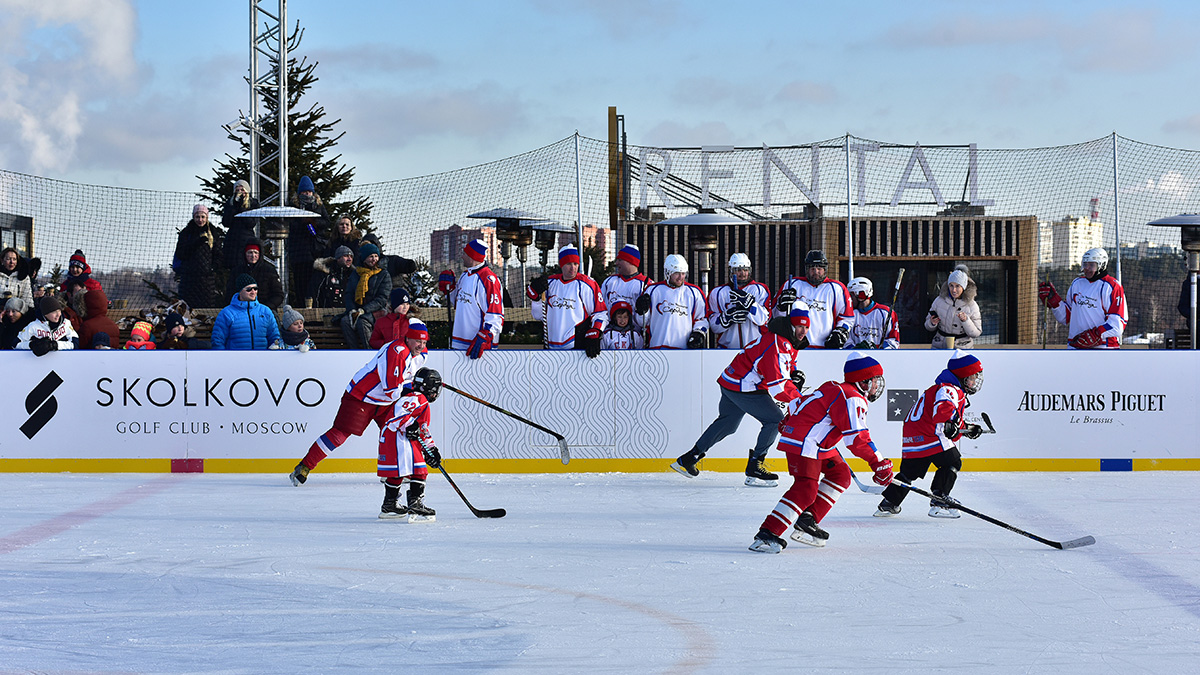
467 329 492 359
437 270 456 294
730 287 754 311
727 307 749 324
1037 281 1061 309
635 293 652 315
825 325 850 349
855 340 874 349
529 275 549 295
942 419 960 439
717 311 733 328
686 330 707 349
776 288 797 312
789 369 805 389
422 445 442 469
962 423 984 440
30 336 57 356
870 457 894 486
582 327 602 358
1068 325 1106 349
405 425 423 441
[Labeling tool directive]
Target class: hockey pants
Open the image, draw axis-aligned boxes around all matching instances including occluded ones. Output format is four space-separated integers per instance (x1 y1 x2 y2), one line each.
760 453 850 538
880 447 962 506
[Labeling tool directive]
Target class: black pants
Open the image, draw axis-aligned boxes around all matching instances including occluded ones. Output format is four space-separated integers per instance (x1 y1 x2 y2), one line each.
881 446 962 505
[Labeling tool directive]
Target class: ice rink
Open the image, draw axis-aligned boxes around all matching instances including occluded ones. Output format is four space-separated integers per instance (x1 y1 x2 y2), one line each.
1 470 1197 673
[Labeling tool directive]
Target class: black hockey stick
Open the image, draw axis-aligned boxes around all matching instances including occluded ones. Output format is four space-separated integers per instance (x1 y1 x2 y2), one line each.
981 412 997 434
889 479 1095 550
436 465 506 518
443 382 571 464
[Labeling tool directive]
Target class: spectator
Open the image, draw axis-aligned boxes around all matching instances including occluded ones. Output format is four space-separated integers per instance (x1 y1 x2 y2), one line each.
314 245 355 309
155 311 209 350
445 238 504 359
124 321 157 350
226 238 284 310
1 247 33 306
708 253 769 350
222 180 261 271
173 203 225 309
324 216 363 260
1038 248 1126 350
287 175 330 307
635 254 707 350
601 301 643 350
361 232 417 279
76 286 121 350
528 244 607 357
1 297 34 349
369 287 413 350
271 305 314 352
63 249 102 293
17 295 78 355
846 277 900 349
1180 277 1194 325
211 273 280 350
926 264 982 350
341 243 391 349
91 332 113 350
772 249 853 348
600 244 651 332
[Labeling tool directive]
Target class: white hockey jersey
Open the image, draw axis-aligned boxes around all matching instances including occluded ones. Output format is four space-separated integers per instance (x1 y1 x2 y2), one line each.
531 273 608 349
450 263 504 349
1052 274 1127 349
601 328 643 350
847 302 900 349
772 278 853 347
16 318 78 351
600 273 651 330
642 281 707 349
707 281 770 350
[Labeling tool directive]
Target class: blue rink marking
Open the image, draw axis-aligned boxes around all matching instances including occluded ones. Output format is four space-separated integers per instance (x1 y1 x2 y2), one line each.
1100 458 1134 471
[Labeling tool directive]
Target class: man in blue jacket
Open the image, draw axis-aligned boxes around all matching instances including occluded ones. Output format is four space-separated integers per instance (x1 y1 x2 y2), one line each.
211 273 281 350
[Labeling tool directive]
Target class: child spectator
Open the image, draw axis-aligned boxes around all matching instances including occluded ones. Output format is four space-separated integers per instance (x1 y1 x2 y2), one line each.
369 288 413 350
125 321 157 350
63 250 102 293
1 297 34 349
156 312 196 350
17 296 79 355
91 332 113 350
77 286 121 350
602 301 643 350
271 305 315 352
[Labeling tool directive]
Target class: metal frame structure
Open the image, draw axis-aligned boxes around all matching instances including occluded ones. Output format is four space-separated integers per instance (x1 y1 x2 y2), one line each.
247 0 288 206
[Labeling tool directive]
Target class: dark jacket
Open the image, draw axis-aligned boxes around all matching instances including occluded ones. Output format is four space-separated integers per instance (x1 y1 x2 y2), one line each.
226 258 285 310
222 195 262 270
174 219 225 308
286 196 329 264
0 311 34 349
323 227 363 260
314 257 354 310
345 266 392 316
211 293 281 350
77 287 121 350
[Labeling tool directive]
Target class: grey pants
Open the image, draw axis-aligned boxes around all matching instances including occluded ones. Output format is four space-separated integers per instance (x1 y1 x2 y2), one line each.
340 313 375 350
693 388 785 461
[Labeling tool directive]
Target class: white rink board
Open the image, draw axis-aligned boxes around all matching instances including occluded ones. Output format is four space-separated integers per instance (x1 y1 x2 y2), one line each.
1 349 1196 462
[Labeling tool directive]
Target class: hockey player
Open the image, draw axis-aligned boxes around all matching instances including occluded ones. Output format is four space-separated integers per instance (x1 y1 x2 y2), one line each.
600 244 650 331
875 350 983 519
289 320 430 486
845 277 900 349
708 253 770 350
749 352 893 552
602 301 643 350
376 367 443 522
636 254 708 349
528 244 607 357
1038 247 1127 349
444 239 505 359
772 249 853 348
672 303 810 487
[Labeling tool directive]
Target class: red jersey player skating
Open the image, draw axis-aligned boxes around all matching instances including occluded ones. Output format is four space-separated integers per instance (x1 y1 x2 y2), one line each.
377 368 443 522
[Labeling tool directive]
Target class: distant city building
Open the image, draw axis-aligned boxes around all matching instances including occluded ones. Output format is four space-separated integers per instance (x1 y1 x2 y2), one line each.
430 223 500 267
1119 240 1182 260
1038 215 1103 268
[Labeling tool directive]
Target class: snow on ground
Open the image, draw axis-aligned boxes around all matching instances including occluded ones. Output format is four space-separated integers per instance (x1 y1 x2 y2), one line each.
1 471 1197 673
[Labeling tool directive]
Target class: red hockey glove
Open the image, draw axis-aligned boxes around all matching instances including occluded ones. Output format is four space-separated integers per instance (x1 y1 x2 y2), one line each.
1037 281 1061 309
467 329 492 360
1068 325 1106 349
438 270 456 294
870 457 894 486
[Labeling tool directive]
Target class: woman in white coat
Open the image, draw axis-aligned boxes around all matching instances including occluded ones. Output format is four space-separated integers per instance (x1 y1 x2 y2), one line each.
925 265 982 349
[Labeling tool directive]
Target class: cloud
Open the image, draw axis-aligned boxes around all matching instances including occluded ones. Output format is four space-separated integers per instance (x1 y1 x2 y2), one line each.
1163 114 1200 136
670 77 761 106
528 0 692 38
773 80 837 106
308 44 439 76
641 120 739 148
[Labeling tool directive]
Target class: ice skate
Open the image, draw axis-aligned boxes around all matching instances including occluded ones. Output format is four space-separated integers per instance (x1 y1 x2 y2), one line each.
929 494 962 519
378 500 409 520
748 528 787 554
670 448 703 478
789 512 829 547
874 499 902 517
288 462 309 486
406 483 436 523
744 457 778 487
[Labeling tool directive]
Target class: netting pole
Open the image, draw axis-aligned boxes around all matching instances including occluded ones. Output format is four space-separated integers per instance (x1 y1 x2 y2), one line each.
278 0 288 205
845 135 854 280
1111 132 1122 283
575 132 586 275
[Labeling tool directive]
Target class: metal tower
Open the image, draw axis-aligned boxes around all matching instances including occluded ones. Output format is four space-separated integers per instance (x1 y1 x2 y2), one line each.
247 0 288 205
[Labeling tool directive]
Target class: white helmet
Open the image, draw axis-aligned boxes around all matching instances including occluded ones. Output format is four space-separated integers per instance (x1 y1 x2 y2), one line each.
664 254 689 276
728 253 752 270
1081 247 1109 271
848 277 873 301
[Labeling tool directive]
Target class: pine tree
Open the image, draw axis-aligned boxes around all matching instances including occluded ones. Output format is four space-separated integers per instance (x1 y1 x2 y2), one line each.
198 22 372 234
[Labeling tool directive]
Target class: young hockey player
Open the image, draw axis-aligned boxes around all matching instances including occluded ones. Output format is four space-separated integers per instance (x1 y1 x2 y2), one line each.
845 277 900 349
1038 247 1127 349
528 243 607 357
772 249 853 348
601 301 643 350
671 303 810 487
875 350 984 518
637 254 708 349
707 253 770 350
377 367 443 522
749 352 893 552
289 320 430 486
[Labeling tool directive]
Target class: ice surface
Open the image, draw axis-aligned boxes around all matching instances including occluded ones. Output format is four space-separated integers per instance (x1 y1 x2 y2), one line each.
1 471 1197 673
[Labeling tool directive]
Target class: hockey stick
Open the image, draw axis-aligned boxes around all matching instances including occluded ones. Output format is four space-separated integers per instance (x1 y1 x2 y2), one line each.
891 267 906 308
889 478 1095 550
981 412 997 434
436 465 506 518
443 382 571 464
851 469 886 494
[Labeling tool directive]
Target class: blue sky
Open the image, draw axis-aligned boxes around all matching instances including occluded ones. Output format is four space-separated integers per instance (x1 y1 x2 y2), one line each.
2 0 1199 191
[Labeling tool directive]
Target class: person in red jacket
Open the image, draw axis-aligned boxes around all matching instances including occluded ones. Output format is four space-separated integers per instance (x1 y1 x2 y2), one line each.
77 286 121 350
369 288 412 350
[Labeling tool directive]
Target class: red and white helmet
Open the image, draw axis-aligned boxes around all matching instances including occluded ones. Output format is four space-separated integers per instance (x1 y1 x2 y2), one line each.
848 277 873 302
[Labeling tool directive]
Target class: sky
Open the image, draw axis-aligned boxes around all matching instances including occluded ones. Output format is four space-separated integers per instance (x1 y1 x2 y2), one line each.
2 0 1200 192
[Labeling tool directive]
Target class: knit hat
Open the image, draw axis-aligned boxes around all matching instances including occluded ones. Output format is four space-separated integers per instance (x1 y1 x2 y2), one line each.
390 288 411 308
788 300 811 327
5 297 30 314
616 244 641 267
69 249 87 270
297 176 315 194
280 304 303 328
948 349 983 379
947 265 970 288
131 321 153 342
234 273 258 291
38 295 62 316
163 312 186 334
244 238 262 254
464 238 488 263
193 203 209 217
234 179 250 192
91 332 112 349
559 243 580 265
844 351 883 383
357 243 380 263
334 245 354 259
407 319 429 342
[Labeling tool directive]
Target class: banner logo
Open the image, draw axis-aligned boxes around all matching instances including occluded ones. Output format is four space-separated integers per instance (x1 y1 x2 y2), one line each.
21 371 63 439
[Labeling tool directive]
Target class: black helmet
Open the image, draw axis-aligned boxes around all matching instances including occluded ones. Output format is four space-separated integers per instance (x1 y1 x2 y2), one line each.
804 250 828 268
413 368 442 401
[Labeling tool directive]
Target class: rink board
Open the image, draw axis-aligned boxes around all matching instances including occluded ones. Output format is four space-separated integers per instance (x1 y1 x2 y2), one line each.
1 349 1196 472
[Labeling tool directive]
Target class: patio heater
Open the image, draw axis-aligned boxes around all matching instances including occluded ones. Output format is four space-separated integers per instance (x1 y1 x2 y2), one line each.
1148 213 1200 350
236 205 323 306
657 209 749 295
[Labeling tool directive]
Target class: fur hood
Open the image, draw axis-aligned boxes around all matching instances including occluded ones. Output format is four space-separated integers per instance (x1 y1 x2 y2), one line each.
938 265 978 303
313 256 353 275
